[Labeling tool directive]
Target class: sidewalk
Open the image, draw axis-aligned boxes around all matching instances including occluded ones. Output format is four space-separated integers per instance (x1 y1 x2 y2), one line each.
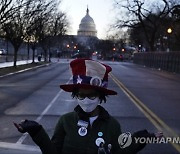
0 59 39 68
0 58 72 69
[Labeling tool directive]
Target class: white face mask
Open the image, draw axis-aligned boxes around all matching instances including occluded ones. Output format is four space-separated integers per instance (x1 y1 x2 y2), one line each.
77 97 100 113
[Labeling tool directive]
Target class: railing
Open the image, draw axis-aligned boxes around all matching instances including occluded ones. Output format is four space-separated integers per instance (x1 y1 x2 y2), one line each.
133 52 180 73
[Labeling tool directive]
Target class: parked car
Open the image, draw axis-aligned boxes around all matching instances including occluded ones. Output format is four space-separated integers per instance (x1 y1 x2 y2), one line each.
0 49 7 55
106 53 123 61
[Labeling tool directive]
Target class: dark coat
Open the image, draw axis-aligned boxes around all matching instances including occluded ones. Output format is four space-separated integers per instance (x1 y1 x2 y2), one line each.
32 105 144 154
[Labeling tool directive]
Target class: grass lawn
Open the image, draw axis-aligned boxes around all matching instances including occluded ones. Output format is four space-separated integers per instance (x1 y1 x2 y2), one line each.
0 62 49 76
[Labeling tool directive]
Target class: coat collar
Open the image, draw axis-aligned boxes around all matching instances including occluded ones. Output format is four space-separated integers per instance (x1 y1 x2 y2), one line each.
74 105 110 122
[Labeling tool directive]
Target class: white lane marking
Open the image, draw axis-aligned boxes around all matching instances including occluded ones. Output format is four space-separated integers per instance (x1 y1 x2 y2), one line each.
0 142 40 152
16 76 72 144
64 99 76 102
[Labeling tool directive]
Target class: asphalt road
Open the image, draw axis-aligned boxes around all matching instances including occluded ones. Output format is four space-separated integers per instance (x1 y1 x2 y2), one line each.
0 60 179 154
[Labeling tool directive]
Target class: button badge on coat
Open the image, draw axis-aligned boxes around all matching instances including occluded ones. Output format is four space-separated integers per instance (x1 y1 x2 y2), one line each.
78 127 87 136
98 132 103 137
95 137 105 146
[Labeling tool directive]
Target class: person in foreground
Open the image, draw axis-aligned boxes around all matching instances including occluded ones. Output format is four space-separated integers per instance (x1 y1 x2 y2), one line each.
14 58 162 154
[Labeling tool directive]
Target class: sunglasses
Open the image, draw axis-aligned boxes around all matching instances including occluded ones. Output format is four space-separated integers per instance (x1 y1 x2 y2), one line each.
77 93 99 100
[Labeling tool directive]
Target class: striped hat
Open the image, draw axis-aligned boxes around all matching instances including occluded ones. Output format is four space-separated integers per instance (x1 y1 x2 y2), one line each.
60 58 117 95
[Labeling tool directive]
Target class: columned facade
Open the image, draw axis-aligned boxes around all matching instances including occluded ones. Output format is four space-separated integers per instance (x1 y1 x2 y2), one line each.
77 8 97 37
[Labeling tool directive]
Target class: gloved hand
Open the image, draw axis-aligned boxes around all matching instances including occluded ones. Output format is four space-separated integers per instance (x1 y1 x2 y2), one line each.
14 119 42 137
132 129 163 152
133 129 163 139
133 129 154 138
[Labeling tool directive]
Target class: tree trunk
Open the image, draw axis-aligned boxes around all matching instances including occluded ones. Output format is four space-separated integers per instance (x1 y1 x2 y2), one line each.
32 48 35 63
13 49 18 67
31 44 36 63
44 49 47 62
12 42 21 67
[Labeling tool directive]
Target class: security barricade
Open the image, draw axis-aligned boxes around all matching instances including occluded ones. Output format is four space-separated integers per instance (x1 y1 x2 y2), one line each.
133 52 180 73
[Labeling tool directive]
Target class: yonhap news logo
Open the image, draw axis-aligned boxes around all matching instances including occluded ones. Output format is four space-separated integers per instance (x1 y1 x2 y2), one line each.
118 132 180 149
118 132 132 148
134 136 180 144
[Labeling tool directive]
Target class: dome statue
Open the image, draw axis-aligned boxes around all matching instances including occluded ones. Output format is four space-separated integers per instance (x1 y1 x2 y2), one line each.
77 7 97 37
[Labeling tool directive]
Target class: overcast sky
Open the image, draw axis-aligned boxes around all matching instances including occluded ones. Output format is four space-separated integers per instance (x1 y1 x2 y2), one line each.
60 0 116 39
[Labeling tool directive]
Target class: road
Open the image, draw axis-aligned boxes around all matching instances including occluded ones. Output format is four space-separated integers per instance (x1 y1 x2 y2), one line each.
0 60 179 154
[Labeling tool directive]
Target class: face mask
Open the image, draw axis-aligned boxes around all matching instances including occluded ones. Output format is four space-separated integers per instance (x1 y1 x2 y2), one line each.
77 97 100 113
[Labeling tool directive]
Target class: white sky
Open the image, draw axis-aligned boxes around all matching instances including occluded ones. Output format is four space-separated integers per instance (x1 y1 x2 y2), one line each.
59 0 116 39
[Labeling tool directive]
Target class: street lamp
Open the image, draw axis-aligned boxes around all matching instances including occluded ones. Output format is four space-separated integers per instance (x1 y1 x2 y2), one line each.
167 28 172 52
167 28 172 34
121 48 125 52
66 44 70 48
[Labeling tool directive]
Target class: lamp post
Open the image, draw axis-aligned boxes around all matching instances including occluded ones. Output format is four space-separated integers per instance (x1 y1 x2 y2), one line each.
167 28 172 52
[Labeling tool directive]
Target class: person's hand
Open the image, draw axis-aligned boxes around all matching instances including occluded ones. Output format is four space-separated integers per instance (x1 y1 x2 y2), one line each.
14 120 42 136
133 129 163 139
131 129 163 152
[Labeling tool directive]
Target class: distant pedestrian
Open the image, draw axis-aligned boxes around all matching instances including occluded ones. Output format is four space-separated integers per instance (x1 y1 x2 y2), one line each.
57 51 61 62
38 55 41 62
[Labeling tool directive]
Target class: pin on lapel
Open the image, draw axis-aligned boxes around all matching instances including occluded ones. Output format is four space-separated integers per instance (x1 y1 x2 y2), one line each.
78 127 87 136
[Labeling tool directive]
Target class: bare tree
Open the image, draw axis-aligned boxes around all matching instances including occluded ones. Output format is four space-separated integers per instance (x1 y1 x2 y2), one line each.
171 4 180 50
23 0 50 63
0 0 15 24
1 0 44 66
46 11 69 61
33 0 69 62
0 0 69 66
112 0 178 51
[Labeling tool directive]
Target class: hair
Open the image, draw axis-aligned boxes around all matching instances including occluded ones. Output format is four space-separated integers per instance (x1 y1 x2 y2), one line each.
71 88 107 103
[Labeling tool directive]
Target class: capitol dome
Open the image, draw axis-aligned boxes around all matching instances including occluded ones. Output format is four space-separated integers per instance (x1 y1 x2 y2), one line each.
77 8 97 37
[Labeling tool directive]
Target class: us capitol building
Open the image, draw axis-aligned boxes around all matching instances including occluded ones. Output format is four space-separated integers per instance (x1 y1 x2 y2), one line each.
59 7 99 57
77 7 97 37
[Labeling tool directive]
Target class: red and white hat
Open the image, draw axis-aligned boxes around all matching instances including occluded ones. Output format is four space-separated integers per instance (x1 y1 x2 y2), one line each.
60 58 117 95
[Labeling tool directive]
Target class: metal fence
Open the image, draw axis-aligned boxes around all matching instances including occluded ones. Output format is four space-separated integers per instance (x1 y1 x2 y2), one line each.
133 52 180 73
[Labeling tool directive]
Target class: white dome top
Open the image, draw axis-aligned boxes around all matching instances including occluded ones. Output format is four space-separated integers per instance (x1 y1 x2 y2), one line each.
78 8 97 37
